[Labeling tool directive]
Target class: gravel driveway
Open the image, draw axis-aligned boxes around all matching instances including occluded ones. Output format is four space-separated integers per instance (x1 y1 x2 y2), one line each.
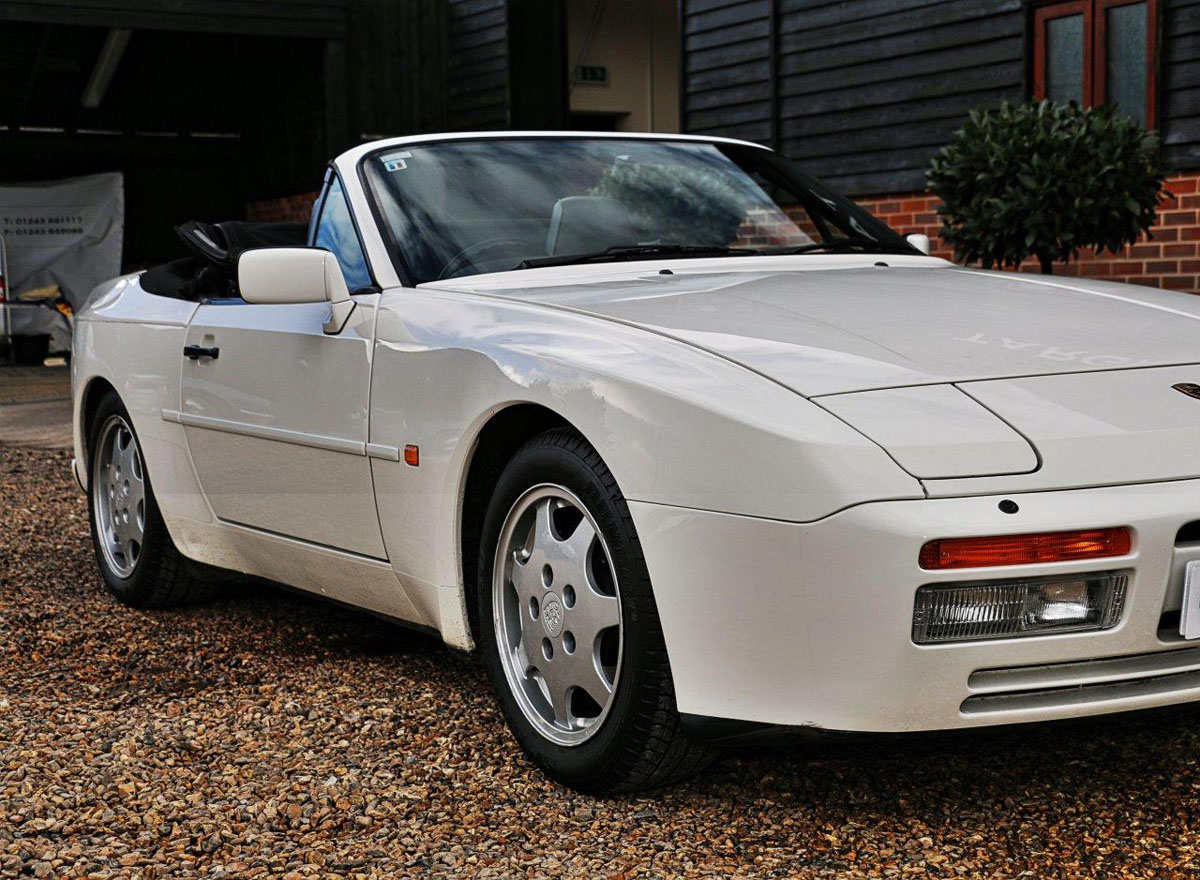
3 445 1200 878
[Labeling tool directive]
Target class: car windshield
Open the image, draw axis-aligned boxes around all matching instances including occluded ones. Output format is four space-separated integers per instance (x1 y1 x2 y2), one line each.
362 137 918 285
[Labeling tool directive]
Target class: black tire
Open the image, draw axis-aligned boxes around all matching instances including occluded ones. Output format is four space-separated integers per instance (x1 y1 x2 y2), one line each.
87 391 221 607
12 335 49 366
477 428 714 793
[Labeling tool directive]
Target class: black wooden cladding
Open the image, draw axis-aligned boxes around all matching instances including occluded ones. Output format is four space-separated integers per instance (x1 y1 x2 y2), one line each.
683 0 775 145
683 0 1200 195
348 0 447 138
447 0 511 130
682 0 1026 195
1162 0 1200 169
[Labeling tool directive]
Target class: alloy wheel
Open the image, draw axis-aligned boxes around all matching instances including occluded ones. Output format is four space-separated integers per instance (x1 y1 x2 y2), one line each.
492 484 624 746
92 415 146 579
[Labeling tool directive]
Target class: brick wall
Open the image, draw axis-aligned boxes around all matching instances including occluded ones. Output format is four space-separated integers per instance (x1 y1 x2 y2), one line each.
246 192 320 223
857 171 1200 292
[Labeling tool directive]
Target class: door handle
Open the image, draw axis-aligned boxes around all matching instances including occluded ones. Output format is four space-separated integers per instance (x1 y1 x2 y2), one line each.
183 344 219 360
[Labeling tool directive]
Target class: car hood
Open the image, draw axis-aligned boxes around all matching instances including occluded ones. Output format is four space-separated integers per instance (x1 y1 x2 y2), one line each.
435 259 1200 396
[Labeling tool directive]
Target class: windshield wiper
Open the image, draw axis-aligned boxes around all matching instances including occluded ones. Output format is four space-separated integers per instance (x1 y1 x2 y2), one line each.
775 237 898 255
514 243 762 270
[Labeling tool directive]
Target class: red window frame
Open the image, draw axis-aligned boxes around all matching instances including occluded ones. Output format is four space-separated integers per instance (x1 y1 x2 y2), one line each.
1032 0 1158 127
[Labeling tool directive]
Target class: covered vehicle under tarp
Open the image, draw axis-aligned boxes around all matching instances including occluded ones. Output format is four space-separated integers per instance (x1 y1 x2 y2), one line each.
0 172 123 311
0 172 124 356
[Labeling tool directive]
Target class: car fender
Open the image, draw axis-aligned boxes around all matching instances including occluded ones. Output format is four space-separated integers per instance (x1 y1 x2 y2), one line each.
71 275 212 528
368 286 923 644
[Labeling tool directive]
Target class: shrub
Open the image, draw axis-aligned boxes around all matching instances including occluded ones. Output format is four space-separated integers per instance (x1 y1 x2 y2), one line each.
592 161 747 247
926 100 1167 274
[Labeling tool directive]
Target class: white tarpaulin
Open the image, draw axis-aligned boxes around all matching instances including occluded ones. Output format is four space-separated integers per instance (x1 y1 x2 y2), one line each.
0 172 124 309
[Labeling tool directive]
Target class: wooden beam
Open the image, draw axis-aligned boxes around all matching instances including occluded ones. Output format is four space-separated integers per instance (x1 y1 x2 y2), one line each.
15 24 52 129
506 0 568 129
324 38 350 158
81 28 131 109
0 1 347 39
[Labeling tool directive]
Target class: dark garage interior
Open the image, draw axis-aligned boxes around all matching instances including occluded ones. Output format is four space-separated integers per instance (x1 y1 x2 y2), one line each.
0 9 339 269
0 0 555 271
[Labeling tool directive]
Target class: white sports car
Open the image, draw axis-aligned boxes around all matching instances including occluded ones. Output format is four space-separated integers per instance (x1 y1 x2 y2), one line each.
72 132 1200 792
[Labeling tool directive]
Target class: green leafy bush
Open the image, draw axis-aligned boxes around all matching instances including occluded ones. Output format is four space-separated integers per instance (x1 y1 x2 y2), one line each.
927 100 1167 274
592 161 747 246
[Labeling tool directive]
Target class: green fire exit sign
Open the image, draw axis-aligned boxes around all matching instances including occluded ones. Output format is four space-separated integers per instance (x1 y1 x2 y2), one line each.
573 65 609 85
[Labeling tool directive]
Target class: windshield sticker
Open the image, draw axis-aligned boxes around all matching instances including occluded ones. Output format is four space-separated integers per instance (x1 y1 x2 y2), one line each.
381 151 412 172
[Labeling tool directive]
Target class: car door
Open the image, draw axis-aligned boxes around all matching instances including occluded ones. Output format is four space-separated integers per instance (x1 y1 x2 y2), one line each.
179 174 387 559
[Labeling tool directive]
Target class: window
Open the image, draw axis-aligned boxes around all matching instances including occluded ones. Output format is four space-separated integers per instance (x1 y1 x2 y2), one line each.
1033 0 1157 126
362 138 914 285
314 176 374 291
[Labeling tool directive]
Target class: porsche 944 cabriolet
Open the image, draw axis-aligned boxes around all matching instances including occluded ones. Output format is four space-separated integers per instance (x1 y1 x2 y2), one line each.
71 132 1200 791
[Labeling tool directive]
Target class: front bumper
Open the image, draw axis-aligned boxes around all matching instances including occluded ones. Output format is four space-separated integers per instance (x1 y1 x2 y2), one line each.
629 478 1200 733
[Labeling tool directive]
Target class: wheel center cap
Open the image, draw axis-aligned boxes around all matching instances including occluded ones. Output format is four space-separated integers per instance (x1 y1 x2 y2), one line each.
542 593 564 638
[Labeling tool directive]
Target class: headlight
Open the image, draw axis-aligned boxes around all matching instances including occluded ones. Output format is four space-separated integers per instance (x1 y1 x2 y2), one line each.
815 384 1038 479
912 571 1128 644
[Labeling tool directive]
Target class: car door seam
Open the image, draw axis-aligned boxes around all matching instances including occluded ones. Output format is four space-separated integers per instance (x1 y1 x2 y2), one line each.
366 442 401 461
361 294 400 559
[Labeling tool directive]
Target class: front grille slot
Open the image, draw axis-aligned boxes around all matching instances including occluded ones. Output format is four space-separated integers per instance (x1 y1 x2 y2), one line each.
962 668 1200 714
962 646 1200 714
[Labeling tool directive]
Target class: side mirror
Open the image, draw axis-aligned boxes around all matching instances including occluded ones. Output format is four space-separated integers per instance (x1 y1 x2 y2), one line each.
905 233 931 255
237 247 355 334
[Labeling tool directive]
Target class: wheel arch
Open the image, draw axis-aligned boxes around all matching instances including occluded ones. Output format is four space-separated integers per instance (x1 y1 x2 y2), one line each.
77 374 120 480
458 402 577 645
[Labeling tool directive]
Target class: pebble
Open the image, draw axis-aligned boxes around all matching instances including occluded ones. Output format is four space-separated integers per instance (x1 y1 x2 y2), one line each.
3 447 1200 877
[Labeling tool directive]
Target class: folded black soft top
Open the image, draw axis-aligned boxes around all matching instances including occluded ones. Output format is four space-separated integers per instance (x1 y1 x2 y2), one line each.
139 220 307 301
176 220 308 266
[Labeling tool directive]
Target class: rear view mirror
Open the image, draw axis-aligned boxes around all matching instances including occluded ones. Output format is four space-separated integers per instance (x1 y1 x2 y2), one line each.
237 247 354 334
906 233 931 255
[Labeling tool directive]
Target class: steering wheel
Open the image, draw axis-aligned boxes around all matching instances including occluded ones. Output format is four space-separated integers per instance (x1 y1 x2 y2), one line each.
438 238 530 280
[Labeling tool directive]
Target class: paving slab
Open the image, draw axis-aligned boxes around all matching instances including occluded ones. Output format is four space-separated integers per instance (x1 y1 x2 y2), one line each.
0 364 73 449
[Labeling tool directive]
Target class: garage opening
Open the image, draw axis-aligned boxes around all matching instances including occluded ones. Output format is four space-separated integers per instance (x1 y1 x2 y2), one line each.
0 19 333 271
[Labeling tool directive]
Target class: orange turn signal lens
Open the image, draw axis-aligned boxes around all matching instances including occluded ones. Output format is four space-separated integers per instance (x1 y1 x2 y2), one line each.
403 444 419 467
919 527 1132 571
